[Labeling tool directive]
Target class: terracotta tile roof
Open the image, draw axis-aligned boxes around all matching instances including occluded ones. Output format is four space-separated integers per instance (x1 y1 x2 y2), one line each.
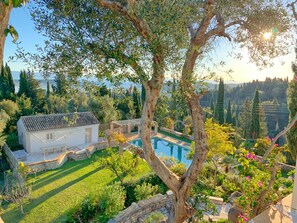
20 112 99 132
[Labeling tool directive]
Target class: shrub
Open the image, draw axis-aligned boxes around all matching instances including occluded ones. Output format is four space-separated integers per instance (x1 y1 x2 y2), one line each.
163 117 174 129
64 184 126 223
253 137 271 156
134 182 159 201
170 163 187 176
96 184 126 222
6 132 22 151
123 173 168 207
144 211 166 223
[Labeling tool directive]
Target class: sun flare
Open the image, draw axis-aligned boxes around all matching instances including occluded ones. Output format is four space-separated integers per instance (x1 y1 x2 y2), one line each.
263 32 272 40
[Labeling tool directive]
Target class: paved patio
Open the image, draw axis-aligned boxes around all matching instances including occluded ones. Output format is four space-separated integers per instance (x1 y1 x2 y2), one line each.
12 137 108 165
251 194 297 223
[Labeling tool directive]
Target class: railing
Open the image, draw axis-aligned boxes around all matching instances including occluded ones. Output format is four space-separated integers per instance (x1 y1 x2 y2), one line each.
3 143 19 170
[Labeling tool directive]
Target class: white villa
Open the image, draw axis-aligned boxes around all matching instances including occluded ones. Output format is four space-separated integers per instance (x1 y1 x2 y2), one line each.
17 112 99 154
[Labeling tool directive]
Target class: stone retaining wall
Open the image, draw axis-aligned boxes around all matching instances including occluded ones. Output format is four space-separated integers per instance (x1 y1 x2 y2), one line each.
108 192 225 223
5 141 112 173
26 153 69 173
108 191 174 223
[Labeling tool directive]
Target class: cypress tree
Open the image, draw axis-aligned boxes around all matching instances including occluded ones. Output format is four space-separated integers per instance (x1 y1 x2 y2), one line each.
238 98 252 138
18 70 28 96
5 63 14 95
132 86 141 118
141 84 146 107
226 99 232 124
210 95 214 114
171 78 177 121
0 65 4 99
46 80 50 98
0 65 10 99
214 78 224 124
54 73 67 96
287 50 297 159
250 89 260 139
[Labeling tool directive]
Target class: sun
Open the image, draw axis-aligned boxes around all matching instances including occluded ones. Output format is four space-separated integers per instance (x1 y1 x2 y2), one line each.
263 32 272 40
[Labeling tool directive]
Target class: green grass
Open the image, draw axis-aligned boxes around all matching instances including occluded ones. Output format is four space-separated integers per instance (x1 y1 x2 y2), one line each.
1 149 151 223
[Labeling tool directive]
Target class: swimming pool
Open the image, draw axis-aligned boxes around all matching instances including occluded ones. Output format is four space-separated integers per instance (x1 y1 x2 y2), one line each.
130 137 191 166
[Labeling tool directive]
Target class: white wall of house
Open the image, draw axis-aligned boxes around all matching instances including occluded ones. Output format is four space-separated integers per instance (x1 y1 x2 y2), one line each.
17 119 30 153
18 122 99 153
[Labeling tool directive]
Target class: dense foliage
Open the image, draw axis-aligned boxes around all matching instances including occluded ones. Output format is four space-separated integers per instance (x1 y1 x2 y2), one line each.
287 49 297 159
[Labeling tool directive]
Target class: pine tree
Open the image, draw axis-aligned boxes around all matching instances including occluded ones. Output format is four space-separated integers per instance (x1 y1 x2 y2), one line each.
287 51 297 159
214 78 224 124
250 89 260 139
132 86 141 118
5 63 14 95
226 99 232 124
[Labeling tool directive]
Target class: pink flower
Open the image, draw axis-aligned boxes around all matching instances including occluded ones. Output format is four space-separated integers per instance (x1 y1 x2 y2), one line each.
258 181 263 188
246 176 251 180
246 152 252 159
274 143 278 147
244 216 248 222
246 152 257 160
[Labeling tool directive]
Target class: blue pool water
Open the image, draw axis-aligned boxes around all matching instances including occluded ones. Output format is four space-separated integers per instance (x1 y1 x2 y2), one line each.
130 137 191 166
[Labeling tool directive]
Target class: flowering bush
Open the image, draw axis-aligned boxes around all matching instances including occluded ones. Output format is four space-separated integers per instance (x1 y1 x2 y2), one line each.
235 145 291 220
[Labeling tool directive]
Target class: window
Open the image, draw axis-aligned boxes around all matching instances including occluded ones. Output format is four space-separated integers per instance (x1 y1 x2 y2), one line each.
46 133 54 141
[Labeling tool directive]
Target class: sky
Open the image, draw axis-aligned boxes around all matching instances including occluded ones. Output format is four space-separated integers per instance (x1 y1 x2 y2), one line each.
3 3 296 83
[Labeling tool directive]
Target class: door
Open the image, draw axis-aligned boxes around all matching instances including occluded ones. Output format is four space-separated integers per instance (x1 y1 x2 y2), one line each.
85 128 92 144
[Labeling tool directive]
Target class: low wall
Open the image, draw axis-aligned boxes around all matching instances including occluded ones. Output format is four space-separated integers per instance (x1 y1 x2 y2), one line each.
3 143 19 170
108 191 174 223
99 123 111 132
108 191 225 223
6 141 111 173
159 127 194 141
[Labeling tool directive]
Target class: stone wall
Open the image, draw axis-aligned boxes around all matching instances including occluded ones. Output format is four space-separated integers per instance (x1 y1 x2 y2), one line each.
108 191 174 223
5 141 111 173
26 153 69 173
3 143 19 170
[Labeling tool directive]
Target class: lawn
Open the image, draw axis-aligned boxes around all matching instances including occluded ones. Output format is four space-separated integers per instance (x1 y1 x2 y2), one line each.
1 149 151 223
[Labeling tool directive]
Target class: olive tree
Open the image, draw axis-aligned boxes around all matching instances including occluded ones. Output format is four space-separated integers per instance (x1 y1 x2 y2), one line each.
0 0 28 68
27 1 291 222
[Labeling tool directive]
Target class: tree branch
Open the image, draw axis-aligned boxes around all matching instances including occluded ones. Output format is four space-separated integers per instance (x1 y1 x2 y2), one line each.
96 0 155 43
87 42 147 80
262 113 297 161
288 0 297 21
192 0 215 44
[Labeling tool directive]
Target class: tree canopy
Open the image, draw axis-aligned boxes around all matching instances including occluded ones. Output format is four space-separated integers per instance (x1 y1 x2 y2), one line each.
27 1 292 222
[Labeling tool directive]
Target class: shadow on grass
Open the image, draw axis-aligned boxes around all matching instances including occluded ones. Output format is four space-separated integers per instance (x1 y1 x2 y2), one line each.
30 150 111 191
1 165 105 223
31 162 90 191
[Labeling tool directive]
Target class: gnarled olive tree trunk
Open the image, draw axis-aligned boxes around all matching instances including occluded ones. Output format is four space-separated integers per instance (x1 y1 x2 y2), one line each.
0 1 13 68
